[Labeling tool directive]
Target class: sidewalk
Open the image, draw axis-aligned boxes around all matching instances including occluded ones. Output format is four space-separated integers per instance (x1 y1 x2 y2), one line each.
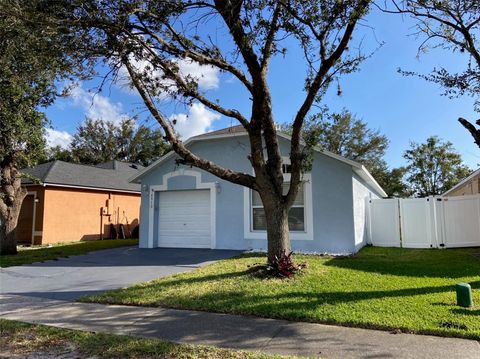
1 294 479 359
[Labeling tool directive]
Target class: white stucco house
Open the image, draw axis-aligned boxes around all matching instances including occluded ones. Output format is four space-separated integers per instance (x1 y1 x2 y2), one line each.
130 126 387 254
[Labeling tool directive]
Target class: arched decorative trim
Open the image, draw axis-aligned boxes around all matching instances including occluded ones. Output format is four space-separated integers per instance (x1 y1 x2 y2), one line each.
147 169 216 249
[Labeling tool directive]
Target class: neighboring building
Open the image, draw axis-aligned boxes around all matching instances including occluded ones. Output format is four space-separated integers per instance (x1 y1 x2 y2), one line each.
131 126 387 254
18 160 142 245
443 168 480 197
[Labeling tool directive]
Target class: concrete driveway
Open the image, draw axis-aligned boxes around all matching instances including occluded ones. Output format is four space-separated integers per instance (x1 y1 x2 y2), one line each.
0 247 240 312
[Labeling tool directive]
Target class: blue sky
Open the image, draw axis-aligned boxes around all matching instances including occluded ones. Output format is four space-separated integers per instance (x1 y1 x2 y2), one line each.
44 7 479 170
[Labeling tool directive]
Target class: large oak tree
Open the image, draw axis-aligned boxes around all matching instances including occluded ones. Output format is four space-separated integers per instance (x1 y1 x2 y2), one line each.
65 0 371 262
0 1 87 254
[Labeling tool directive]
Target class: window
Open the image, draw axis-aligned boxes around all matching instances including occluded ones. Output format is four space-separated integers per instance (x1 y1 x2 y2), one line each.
282 163 292 174
251 183 305 232
244 158 313 241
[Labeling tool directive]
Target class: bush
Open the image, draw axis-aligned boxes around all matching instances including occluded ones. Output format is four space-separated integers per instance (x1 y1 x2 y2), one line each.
267 251 306 278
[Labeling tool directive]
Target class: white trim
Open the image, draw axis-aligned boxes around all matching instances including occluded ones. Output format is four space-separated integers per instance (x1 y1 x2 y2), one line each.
29 182 140 194
442 168 480 196
147 169 216 249
129 130 387 198
243 173 314 241
27 191 37 245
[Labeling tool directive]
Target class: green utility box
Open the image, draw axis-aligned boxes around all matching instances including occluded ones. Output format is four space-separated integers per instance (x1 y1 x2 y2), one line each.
456 283 473 308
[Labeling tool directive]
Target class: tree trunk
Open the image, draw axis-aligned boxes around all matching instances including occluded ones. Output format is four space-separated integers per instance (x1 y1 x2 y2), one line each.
0 162 27 255
0 217 18 255
263 198 291 263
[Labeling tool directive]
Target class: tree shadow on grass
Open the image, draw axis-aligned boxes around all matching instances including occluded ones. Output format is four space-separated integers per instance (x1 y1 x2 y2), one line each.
323 248 480 278
98 261 480 310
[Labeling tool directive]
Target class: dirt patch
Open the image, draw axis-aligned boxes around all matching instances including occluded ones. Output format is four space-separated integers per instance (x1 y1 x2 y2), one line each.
0 346 97 359
0 338 97 359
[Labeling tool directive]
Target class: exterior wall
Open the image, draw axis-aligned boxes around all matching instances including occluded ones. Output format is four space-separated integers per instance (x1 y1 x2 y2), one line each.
352 173 380 252
139 135 362 254
444 175 480 197
42 187 140 244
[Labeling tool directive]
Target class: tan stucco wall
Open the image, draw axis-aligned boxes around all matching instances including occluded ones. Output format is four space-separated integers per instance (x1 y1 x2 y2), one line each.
41 187 140 244
445 175 480 197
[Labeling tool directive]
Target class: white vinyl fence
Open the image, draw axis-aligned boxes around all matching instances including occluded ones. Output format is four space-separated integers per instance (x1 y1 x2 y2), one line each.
368 194 480 249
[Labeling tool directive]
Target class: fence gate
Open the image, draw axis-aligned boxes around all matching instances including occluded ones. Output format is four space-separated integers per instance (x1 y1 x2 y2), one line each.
399 198 435 248
369 198 401 247
368 194 480 249
439 195 480 248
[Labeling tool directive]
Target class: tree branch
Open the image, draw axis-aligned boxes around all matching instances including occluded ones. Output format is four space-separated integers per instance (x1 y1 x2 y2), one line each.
458 117 480 148
287 0 368 206
123 58 256 189
125 30 250 128
260 3 282 71
131 18 254 93
214 0 262 81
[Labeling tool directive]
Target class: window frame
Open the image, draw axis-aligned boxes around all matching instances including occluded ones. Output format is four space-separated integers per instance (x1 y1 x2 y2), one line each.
250 181 306 232
243 157 314 241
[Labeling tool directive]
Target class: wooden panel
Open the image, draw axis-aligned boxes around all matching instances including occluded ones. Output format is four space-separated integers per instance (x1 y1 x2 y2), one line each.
17 195 34 244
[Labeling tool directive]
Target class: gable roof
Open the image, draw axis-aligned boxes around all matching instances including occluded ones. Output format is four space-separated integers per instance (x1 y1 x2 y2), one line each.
442 168 480 196
131 127 387 197
22 160 143 193
195 124 246 137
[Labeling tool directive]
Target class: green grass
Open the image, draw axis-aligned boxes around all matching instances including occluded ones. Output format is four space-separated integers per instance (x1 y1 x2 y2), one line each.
0 239 138 267
82 247 480 341
0 319 292 359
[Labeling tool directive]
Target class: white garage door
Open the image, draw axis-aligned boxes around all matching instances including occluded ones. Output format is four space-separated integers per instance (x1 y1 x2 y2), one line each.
157 189 211 248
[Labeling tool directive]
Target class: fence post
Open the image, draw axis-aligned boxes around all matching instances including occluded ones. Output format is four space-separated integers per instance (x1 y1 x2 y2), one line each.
397 198 402 248
428 196 438 248
365 197 372 245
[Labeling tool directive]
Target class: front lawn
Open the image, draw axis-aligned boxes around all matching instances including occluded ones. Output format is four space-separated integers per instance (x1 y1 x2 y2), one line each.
0 239 138 267
0 319 291 359
82 247 480 340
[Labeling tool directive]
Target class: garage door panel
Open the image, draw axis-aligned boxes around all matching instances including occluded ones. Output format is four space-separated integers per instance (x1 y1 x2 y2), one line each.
157 189 211 248
159 207 210 217
158 228 210 236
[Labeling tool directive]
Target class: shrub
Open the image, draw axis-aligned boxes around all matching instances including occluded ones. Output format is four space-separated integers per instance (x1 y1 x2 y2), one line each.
266 251 306 278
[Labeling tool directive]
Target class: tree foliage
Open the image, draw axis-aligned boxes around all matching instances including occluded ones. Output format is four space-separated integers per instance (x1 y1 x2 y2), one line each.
381 0 480 147
61 0 372 262
305 110 388 169
57 118 169 166
403 136 471 197
300 109 410 197
0 0 88 254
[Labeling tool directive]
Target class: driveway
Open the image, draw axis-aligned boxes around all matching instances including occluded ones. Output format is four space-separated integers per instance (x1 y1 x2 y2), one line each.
0 247 240 312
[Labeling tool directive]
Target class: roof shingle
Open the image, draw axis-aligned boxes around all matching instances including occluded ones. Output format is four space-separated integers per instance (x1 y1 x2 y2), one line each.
22 160 143 192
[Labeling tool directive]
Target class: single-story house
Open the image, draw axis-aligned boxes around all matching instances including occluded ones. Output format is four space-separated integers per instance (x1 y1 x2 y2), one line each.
130 126 387 254
18 160 142 245
443 168 480 197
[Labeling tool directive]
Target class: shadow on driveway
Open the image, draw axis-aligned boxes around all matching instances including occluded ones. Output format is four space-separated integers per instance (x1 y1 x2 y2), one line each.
0 247 241 306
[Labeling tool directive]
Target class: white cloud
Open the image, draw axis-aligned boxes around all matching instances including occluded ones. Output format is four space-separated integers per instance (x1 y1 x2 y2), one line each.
45 128 73 149
116 57 219 96
70 85 128 124
170 103 221 140
177 59 219 90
